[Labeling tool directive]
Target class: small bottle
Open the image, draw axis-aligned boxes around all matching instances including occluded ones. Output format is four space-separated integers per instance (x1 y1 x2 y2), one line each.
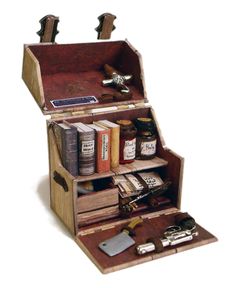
116 120 137 164
135 118 157 160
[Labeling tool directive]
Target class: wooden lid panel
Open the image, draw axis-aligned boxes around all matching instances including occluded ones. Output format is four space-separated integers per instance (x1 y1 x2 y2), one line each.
23 41 146 114
76 212 217 273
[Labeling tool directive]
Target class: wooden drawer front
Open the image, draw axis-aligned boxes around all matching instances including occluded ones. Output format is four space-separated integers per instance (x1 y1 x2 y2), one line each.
77 205 120 227
77 188 119 213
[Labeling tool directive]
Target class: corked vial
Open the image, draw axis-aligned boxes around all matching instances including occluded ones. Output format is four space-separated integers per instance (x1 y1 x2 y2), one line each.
135 118 157 160
116 120 137 164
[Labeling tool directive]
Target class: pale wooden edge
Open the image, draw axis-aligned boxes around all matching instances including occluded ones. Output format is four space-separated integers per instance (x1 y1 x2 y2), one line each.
141 207 179 220
102 255 153 274
166 148 184 209
111 156 167 176
77 205 119 223
75 235 153 274
78 207 179 236
151 108 184 209
42 99 146 116
47 125 76 235
75 171 115 183
125 39 148 100
22 46 45 108
75 234 217 274
48 102 147 120
150 236 217 261
24 42 54 47
74 158 167 183
76 188 119 214
75 210 217 273
74 237 106 273
73 180 79 235
175 236 218 253
150 107 166 149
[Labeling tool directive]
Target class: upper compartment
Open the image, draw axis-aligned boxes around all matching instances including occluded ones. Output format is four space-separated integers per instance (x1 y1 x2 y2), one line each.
22 40 147 115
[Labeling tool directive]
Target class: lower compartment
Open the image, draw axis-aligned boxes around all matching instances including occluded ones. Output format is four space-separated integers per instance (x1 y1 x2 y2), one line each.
76 211 217 273
76 166 176 228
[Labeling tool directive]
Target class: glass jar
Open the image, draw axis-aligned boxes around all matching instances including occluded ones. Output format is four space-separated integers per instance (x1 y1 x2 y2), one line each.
135 118 157 160
116 120 137 164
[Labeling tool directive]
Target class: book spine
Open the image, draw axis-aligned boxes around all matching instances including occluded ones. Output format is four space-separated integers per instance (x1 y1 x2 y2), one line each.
62 128 78 176
78 131 95 175
110 126 120 168
96 129 111 173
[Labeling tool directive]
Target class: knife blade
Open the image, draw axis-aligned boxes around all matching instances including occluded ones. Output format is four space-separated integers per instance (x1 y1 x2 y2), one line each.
98 217 143 256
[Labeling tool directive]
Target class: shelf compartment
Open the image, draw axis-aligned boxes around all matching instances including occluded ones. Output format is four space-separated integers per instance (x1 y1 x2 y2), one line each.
75 171 115 183
74 156 167 182
77 187 119 214
112 156 168 175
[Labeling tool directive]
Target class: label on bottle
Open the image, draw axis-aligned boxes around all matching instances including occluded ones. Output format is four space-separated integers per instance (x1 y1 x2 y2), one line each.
141 140 157 156
81 140 95 155
101 134 109 160
123 138 136 160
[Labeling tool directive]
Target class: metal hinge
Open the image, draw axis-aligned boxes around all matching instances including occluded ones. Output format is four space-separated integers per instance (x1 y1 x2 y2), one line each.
50 110 88 120
134 102 150 108
77 224 116 237
50 101 150 120
89 102 150 115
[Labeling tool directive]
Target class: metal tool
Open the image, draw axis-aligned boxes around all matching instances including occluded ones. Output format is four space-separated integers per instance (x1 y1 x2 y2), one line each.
120 181 171 217
102 64 132 94
98 218 143 256
136 224 198 255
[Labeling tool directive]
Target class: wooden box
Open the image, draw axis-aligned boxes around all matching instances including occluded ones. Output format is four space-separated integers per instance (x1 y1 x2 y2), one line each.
22 40 217 273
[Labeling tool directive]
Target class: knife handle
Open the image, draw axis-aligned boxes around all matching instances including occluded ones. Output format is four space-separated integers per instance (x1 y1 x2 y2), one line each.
122 217 143 236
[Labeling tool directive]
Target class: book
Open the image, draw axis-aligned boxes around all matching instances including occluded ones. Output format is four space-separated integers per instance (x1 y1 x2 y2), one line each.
94 120 120 168
111 175 127 185
125 174 144 191
52 122 78 176
88 123 111 173
137 171 164 188
112 172 164 199
72 122 95 176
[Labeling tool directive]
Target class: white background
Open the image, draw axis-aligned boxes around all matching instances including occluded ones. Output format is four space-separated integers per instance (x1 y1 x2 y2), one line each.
0 0 235 287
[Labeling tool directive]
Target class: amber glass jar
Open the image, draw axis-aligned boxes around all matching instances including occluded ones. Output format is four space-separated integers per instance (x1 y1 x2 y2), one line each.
135 118 157 160
116 120 137 164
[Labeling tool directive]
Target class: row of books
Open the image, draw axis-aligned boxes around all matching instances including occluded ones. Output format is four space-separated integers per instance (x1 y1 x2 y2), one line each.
53 120 120 176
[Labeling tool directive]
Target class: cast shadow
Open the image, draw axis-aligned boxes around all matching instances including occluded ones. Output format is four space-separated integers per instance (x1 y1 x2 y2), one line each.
36 175 73 239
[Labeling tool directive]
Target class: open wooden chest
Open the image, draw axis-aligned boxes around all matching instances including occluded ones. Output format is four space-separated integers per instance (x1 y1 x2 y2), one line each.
22 39 217 273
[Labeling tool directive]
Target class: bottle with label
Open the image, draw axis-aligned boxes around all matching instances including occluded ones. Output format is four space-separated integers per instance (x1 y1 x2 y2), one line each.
135 118 157 160
116 120 137 164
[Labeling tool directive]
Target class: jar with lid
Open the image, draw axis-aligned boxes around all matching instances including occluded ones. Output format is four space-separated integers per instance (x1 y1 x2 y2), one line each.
116 120 137 164
135 118 157 160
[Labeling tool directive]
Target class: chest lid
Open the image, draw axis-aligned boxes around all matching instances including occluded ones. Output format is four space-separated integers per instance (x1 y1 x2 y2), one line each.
22 40 147 115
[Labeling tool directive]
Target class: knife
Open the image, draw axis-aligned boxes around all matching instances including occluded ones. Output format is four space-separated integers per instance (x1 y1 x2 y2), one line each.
98 218 143 256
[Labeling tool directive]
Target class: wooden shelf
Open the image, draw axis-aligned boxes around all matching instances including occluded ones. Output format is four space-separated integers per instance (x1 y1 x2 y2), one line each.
112 156 168 175
75 156 168 182
75 171 115 182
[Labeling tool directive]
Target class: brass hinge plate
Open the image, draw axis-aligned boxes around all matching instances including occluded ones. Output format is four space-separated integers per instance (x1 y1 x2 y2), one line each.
49 102 150 121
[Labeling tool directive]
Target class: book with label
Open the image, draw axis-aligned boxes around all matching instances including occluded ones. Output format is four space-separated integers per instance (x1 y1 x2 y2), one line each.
52 122 78 176
88 124 111 173
94 120 120 168
73 122 95 176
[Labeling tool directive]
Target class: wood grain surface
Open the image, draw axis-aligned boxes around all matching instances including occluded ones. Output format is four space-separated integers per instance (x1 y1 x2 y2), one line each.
76 212 217 273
